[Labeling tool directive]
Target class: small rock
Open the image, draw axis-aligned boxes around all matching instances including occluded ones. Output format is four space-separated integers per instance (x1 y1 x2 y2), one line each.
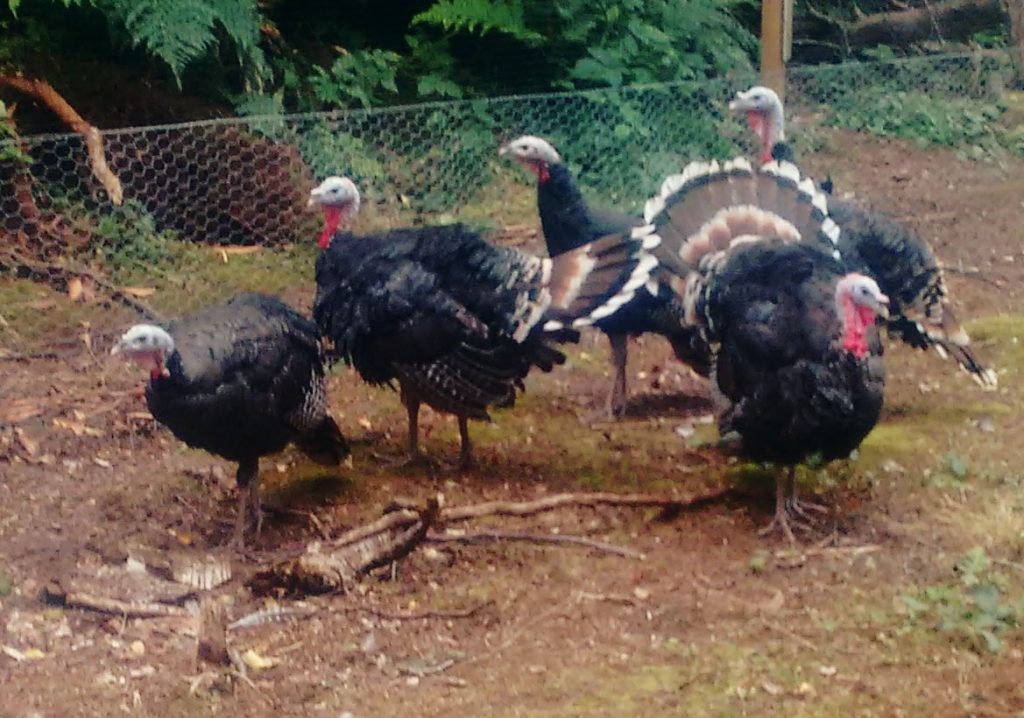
819 665 837 677
674 425 694 439
633 586 651 601
405 676 420 687
762 681 782 696
129 640 145 657
977 417 995 433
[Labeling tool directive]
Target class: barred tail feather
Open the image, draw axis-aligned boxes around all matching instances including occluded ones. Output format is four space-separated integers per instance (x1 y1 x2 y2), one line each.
539 231 660 333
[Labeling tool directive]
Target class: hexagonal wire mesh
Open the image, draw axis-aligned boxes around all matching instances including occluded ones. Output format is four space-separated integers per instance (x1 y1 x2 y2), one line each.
0 50 1017 354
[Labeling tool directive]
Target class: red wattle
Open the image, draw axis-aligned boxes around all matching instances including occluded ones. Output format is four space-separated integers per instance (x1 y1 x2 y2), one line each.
318 206 343 250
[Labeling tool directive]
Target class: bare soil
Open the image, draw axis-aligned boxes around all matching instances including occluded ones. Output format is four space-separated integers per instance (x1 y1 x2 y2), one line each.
2 134 1024 717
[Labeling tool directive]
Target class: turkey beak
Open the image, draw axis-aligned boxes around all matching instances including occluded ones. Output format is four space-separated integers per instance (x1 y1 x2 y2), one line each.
498 143 510 157
872 293 890 320
110 340 124 356
308 188 323 208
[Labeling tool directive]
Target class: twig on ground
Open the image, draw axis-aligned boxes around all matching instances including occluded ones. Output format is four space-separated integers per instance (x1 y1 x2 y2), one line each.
63 591 191 618
389 486 736 524
428 530 643 559
574 590 641 607
773 544 881 561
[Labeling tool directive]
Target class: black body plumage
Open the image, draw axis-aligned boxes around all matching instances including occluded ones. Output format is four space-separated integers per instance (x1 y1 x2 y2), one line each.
314 224 569 421
145 293 348 476
707 241 885 464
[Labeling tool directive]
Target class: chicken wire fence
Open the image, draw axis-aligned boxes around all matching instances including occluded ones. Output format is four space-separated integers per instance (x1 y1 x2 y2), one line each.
0 49 1018 353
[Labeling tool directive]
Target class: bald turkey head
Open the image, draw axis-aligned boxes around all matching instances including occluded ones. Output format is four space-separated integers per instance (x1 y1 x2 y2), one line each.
835 273 888 359
309 176 361 249
729 86 785 164
112 324 175 380
499 135 562 183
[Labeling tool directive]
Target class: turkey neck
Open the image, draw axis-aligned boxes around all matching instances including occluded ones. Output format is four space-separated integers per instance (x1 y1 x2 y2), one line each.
748 104 784 164
318 206 350 249
839 295 876 359
537 163 593 256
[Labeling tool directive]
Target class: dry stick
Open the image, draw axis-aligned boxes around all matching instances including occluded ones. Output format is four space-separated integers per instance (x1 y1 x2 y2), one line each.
330 508 420 549
356 498 440 576
390 486 737 524
773 544 881 560
63 591 191 618
0 75 123 205
427 530 643 559
0 248 162 320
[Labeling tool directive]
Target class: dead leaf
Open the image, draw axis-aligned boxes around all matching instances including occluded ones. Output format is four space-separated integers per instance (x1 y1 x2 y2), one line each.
240 649 279 671
52 417 102 437
80 275 95 303
121 286 156 298
357 417 373 431
0 398 44 424
67 277 83 302
21 299 58 311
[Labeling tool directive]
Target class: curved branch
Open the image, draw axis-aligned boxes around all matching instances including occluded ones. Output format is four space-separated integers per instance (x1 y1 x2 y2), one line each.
0 75 123 205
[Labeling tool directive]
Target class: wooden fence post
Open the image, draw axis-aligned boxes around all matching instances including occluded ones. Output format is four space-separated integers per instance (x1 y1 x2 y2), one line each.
761 0 793 99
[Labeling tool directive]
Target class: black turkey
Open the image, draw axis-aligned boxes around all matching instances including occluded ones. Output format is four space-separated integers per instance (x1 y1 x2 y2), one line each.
634 158 888 539
729 85 996 387
111 292 349 548
500 135 710 419
309 176 658 469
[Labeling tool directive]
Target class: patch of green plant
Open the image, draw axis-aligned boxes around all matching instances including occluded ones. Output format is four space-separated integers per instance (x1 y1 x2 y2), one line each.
828 86 1017 158
901 547 1024 654
928 451 970 488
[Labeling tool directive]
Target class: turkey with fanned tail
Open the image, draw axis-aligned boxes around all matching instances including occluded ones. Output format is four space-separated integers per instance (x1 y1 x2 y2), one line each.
632 158 888 540
111 292 349 549
308 176 659 469
500 135 710 420
729 85 996 387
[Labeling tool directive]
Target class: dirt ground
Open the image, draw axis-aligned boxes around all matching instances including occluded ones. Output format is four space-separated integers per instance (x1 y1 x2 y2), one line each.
2 133 1024 717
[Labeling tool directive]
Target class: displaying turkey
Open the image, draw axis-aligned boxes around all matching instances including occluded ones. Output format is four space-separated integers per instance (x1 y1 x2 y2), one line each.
308 176 658 469
635 158 888 540
500 135 710 419
111 292 349 548
729 85 996 387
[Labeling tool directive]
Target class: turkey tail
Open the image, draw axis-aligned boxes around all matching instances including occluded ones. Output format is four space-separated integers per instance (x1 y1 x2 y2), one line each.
641 158 840 271
897 299 998 387
294 416 350 466
537 229 660 334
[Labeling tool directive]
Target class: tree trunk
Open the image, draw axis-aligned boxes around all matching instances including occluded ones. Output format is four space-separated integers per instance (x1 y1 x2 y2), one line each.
846 0 1007 49
1006 0 1024 82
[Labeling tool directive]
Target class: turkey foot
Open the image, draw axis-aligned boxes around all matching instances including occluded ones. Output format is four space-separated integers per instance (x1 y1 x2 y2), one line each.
229 461 261 550
758 468 816 543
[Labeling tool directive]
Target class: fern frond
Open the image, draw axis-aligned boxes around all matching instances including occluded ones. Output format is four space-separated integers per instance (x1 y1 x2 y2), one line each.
104 0 262 83
412 0 542 43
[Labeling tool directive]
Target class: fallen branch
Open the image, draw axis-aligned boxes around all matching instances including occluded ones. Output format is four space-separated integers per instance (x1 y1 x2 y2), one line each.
0 75 123 205
250 499 439 594
0 249 162 320
428 530 643 559
63 591 191 618
389 486 737 524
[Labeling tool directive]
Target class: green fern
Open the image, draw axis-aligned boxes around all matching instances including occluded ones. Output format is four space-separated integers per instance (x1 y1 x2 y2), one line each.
98 0 263 84
412 0 542 43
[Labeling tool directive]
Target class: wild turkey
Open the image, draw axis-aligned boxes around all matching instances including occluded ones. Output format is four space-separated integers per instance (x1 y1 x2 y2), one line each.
635 158 888 539
111 292 349 548
729 85 996 386
308 176 658 469
500 135 710 419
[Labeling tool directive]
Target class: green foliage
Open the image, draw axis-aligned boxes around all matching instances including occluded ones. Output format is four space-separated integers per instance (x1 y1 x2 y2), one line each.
89 198 178 274
556 0 755 88
829 86 1017 158
0 101 31 163
412 0 542 43
308 49 401 109
901 548 1024 654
